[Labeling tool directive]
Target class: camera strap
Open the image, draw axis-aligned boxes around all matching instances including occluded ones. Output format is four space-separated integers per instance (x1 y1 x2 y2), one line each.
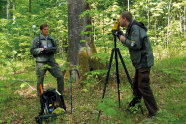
37 35 41 48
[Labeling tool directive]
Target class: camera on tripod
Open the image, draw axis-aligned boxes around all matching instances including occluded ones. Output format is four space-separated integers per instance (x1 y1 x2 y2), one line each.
112 18 123 38
113 18 120 31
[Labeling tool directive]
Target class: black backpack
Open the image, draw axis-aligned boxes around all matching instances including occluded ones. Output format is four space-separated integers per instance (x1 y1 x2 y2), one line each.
35 88 66 123
40 88 66 114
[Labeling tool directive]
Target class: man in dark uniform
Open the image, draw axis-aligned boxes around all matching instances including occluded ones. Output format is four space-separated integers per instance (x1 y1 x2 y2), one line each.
30 24 64 96
118 11 158 119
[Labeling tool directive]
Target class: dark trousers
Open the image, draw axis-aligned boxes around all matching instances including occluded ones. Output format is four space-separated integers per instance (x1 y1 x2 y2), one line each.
132 68 158 115
36 62 64 96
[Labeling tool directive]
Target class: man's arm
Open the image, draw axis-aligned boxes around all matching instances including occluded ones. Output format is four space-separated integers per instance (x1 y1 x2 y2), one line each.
51 38 59 53
120 25 142 50
30 37 43 56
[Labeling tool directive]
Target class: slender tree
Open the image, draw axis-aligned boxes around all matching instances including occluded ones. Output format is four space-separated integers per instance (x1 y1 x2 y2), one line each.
29 0 31 13
7 0 10 20
146 0 150 29
184 7 186 38
167 0 171 48
155 17 157 38
13 0 15 24
0 0 1 17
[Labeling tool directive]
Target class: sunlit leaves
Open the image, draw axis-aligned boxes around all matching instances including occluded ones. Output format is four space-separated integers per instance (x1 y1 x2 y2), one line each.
0 0 68 61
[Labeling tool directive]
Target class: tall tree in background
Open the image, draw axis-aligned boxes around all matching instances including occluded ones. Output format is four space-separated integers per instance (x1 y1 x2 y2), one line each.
13 0 15 23
29 0 31 13
184 6 185 38
0 0 2 17
6 0 10 20
167 0 171 44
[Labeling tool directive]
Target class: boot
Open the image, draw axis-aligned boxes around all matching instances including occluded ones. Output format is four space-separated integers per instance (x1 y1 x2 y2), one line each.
126 97 141 112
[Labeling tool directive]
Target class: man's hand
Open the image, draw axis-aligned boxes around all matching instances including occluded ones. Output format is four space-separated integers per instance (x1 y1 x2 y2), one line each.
119 35 126 44
41 47 47 51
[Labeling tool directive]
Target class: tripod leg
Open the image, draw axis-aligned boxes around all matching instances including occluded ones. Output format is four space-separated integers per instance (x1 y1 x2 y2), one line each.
115 48 121 108
117 49 143 114
101 49 115 99
98 49 115 121
117 49 132 85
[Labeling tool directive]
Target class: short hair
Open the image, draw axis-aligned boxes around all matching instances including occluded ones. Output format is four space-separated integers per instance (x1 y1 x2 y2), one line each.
121 11 132 22
40 24 48 30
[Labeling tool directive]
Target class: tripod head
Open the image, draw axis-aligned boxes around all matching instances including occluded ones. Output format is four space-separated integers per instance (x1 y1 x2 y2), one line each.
111 29 120 37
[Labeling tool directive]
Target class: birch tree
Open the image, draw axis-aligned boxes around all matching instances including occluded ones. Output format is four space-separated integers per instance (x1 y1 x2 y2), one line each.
7 0 10 20
13 0 15 24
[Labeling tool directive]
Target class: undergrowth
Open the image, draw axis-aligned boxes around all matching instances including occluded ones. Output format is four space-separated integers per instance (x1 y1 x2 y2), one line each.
0 54 185 123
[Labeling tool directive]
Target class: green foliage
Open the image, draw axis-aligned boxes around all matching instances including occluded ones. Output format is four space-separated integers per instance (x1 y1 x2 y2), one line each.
116 0 129 9
155 54 186 82
129 0 185 56
0 0 186 123
96 0 115 11
157 109 179 122
97 98 117 116
0 79 19 118
42 64 52 70
0 85 12 103
0 54 186 123
80 69 107 92
0 0 68 63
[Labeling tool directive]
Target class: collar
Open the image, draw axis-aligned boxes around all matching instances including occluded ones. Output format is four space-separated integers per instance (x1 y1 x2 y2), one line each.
126 20 147 33
40 34 51 40
126 20 135 33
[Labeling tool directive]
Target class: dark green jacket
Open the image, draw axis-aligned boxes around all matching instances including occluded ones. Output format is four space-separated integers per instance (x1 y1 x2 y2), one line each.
123 20 154 69
30 34 58 63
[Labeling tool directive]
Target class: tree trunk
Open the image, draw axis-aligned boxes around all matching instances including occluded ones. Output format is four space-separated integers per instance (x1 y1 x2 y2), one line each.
184 7 185 38
7 0 10 20
179 14 182 34
29 0 31 13
146 0 150 29
167 1 171 37
128 0 129 11
155 17 157 38
67 0 96 82
13 0 15 24
167 0 171 49
0 0 1 17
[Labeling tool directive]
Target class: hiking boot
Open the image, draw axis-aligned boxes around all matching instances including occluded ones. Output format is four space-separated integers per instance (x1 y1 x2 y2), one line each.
126 97 141 112
129 97 141 107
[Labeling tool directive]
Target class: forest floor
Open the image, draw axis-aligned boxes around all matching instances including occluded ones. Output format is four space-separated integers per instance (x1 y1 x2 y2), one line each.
0 54 186 124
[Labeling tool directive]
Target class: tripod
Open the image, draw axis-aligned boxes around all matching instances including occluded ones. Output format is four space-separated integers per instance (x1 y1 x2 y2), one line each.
97 31 143 120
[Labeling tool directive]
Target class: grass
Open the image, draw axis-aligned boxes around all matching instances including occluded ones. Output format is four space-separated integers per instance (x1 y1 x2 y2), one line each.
0 54 185 123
